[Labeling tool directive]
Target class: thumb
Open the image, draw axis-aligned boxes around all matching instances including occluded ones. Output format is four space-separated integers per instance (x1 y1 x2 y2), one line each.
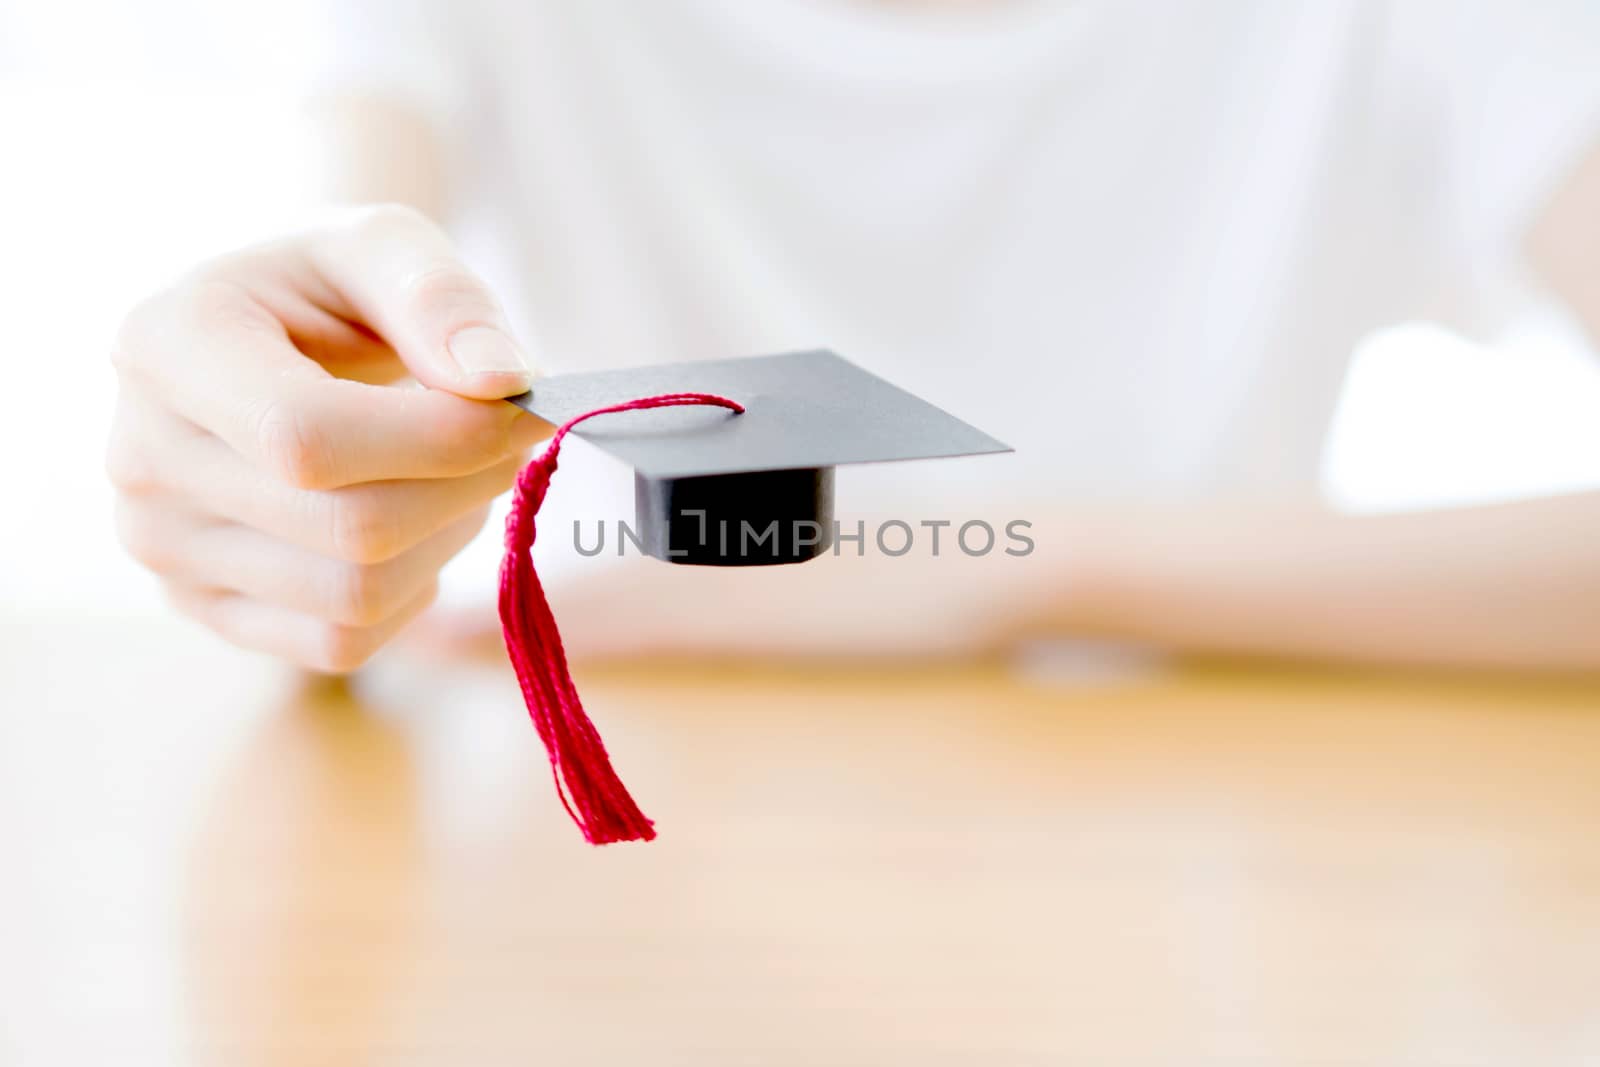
310 204 534 400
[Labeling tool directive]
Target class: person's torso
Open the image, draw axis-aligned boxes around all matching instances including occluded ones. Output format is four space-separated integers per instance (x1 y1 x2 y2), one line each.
451 0 1429 510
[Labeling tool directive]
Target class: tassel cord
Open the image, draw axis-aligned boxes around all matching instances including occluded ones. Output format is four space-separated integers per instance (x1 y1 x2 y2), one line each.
498 392 744 844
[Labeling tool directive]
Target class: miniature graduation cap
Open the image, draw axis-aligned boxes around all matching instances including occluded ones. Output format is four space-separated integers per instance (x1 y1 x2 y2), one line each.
507 349 1009 565
497 349 1008 844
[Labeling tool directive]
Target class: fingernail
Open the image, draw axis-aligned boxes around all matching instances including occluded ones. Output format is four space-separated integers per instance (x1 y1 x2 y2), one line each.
447 326 531 382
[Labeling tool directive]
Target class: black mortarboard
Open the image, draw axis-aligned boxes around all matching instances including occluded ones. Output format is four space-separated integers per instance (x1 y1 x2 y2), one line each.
506 349 1009 565
497 349 1010 844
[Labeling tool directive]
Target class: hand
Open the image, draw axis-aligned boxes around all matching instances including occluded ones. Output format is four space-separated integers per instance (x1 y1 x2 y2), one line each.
108 204 548 672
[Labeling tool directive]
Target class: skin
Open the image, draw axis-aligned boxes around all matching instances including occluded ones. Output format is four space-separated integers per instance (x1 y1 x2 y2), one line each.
109 203 548 671
110 97 1600 674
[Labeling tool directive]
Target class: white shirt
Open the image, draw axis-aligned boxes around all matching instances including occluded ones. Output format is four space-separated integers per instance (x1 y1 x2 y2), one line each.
317 0 1600 581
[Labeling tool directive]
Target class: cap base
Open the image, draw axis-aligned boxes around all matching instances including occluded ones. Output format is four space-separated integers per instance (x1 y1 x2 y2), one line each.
633 468 835 566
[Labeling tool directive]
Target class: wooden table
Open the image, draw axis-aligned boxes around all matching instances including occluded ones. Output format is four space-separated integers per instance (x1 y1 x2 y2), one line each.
2 616 1597 1065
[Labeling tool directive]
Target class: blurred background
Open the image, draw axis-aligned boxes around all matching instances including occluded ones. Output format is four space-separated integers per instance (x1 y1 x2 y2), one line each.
3 0 1600 620
3 2 1600 1064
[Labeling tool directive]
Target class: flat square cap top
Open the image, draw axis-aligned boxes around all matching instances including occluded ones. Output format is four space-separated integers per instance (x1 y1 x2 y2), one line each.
508 349 1009 479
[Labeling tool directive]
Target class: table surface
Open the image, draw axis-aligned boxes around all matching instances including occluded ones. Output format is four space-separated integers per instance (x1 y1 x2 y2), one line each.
2 616 1598 1066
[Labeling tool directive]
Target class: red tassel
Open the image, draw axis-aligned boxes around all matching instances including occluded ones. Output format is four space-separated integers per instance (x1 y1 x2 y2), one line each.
499 393 744 844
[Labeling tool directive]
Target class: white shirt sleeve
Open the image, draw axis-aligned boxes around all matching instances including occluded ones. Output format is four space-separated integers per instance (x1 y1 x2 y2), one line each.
1382 0 1600 330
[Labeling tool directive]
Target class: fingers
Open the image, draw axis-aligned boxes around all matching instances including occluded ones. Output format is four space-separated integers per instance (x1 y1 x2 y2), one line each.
245 377 547 489
113 282 547 490
116 497 489 627
308 204 534 399
108 206 548 672
167 578 442 674
122 398 525 565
